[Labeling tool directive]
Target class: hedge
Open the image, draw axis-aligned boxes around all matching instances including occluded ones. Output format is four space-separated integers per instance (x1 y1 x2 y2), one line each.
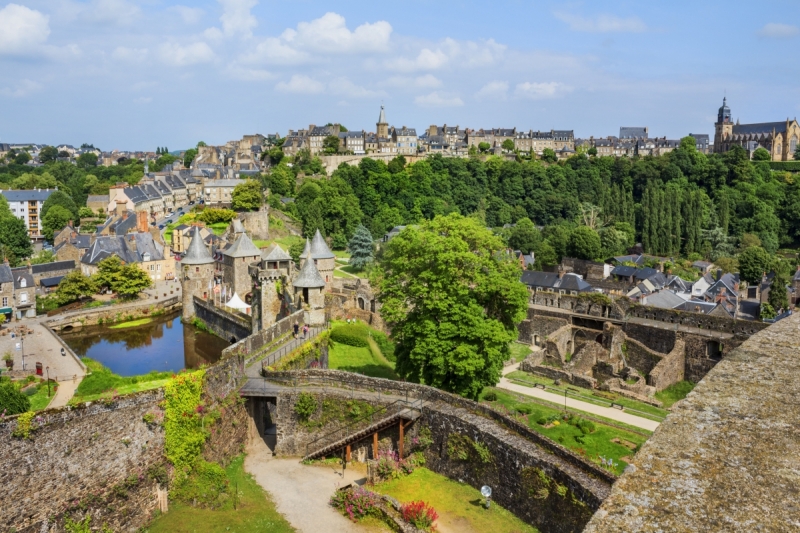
330 325 369 347
768 161 800 172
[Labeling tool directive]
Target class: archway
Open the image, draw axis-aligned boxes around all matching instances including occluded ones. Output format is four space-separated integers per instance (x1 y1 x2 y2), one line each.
357 297 365 310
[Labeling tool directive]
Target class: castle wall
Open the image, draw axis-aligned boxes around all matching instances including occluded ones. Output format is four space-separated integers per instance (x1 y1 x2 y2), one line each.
181 263 215 320
223 309 305 366
239 208 269 241
194 296 253 342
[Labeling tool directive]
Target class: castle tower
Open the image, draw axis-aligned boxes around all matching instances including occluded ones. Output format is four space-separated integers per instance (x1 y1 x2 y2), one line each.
377 105 389 139
309 229 336 289
258 244 293 329
713 97 733 154
181 226 215 320
299 237 311 269
220 232 262 302
293 252 327 325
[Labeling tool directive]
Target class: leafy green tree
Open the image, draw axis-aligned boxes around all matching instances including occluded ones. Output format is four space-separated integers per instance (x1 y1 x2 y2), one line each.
116 264 152 298
0 215 32 264
93 256 124 293
183 148 198 168
347 224 374 271
196 208 237 224
55 271 98 304
478 142 490 153
760 302 776 320
14 152 31 165
377 213 528 399
702 226 735 261
0 380 30 415
507 218 541 254
11 172 59 190
197 141 207 147
76 153 98 169
567 226 601 260
266 146 285 166
768 274 789 312
78 207 94 218
752 147 771 161
588 146 598 156
267 164 293 196
41 190 79 224
738 246 770 285
541 148 557 163
501 139 515 152
795 143 800 161
231 179 263 211
600 227 629 257
30 249 57 265
289 240 305 264
534 240 558 269
322 135 341 155
39 146 59 163
42 205 72 242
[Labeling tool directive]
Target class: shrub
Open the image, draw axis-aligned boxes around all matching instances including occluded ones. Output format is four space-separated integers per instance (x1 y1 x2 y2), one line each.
171 459 229 508
577 419 596 435
515 404 533 415
536 417 548 426
401 501 439 531
0 380 31 415
330 325 369 347
294 393 317 422
483 391 497 402
329 486 382 522
371 330 396 362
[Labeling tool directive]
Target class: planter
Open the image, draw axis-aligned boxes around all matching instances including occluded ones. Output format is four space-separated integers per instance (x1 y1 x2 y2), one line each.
4 359 13 369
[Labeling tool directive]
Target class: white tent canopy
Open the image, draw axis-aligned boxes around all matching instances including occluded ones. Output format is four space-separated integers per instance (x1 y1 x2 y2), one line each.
225 292 251 310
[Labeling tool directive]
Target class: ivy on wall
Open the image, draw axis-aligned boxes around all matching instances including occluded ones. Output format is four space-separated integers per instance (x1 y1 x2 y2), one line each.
163 370 207 468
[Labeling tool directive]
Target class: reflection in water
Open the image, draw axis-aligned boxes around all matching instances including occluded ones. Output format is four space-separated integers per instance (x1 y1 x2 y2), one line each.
60 311 229 376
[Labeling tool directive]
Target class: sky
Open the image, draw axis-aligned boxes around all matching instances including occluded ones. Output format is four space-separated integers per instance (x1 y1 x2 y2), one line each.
0 0 799 150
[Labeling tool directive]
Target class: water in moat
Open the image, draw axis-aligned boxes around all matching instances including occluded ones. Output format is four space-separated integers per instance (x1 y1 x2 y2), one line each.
60 310 230 376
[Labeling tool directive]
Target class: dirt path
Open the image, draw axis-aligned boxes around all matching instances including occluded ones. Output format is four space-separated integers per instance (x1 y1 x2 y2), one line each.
244 436 375 533
49 376 82 408
498 363 660 431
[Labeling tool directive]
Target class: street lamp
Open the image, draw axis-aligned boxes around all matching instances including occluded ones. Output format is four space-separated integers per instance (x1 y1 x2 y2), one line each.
46 366 50 397
481 485 492 509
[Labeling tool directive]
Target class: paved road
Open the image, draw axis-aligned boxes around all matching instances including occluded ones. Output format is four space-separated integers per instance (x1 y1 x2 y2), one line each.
0 321 85 383
497 363 660 432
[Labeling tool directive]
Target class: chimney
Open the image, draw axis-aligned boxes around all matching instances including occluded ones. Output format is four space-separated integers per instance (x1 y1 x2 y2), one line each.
27 260 32 275
68 219 73 228
717 269 722 281
127 234 137 252
136 210 148 233
557 265 565 279
116 199 126 217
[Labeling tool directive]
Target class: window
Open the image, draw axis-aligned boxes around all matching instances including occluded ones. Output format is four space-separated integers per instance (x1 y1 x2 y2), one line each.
19 292 27 303
791 135 798 154
2 297 6 307
777 144 782 154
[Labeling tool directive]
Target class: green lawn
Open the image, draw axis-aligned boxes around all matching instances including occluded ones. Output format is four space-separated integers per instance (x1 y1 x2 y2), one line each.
333 268 356 278
654 380 695 408
329 343 398 380
71 358 173 403
509 342 532 362
143 455 295 533
109 318 154 329
374 468 537 533
333 250 351 259
505 371 668 420
253 240 270 248
481 388 647 474
23 380 55 411
339 265 367 278
209 222 229 235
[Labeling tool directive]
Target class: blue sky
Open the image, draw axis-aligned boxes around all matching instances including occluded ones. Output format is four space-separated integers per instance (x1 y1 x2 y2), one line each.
0 0 798 150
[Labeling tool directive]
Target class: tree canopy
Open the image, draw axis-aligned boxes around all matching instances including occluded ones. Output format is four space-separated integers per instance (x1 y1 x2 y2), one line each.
347 224 374 271
55 271 98 304
42 205 72 242
41 190 79 225
377 213 528 399
231 179 263 211
737 246 770 284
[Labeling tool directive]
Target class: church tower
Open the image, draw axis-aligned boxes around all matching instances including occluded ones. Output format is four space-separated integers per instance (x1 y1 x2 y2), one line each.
377 105 389 138
713 97 733 154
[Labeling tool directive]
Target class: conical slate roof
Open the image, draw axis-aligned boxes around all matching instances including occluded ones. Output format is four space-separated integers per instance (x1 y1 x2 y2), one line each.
182 226 214 265
378 105 387 124
223 232 261 258
262 244 292 262
299 237 311 259
310 229 335 259
293 253 326 288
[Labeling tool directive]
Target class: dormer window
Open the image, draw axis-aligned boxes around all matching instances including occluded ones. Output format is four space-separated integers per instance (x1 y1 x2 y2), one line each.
18 278 26 288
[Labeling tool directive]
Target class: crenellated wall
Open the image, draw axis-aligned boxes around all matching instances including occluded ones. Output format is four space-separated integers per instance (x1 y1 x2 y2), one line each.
194 296 253 343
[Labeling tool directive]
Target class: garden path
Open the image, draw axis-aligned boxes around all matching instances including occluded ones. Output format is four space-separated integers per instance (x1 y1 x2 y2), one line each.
244 436 374 533
498 363 660 431
48 376 82 408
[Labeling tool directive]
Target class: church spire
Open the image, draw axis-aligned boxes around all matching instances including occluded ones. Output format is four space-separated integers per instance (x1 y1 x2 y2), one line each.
377 105 388 138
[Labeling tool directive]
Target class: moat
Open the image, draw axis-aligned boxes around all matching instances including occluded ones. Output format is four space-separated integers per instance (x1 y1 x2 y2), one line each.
59 310 229 375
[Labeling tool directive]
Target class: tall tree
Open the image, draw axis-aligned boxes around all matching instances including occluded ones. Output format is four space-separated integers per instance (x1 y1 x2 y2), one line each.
507 218 541 254
116 264 152 298
738 246 770 285
41 190 79 224
231 179 263 211
568 226 601 260
55 271 98 304
42 205 72 242
377 214 528 399
347 224 374 271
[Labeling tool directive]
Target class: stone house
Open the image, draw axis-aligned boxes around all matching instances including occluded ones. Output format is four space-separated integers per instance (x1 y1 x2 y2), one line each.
86 195 108 216
338 131 365 155
307 124 341 155
172 224 212 254
217 230 262 302
81 232 176 282
391 126 418 155
203 178 244 207
713 97 800 161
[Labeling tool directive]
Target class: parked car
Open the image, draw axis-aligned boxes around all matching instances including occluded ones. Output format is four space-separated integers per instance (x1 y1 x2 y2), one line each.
158 224 165 230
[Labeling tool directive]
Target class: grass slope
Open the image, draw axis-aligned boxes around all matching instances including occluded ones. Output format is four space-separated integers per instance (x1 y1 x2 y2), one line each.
374 468 537 533
143 456 295 533
654 380 695 408
23 381 55 411
509 342 533 362
71 358 173 403
481 388 647 474
328 343 398 380
109 318 154 329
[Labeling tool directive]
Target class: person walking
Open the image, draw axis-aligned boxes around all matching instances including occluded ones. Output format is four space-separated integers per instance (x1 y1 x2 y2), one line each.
293 322 299 339
303 324 308 339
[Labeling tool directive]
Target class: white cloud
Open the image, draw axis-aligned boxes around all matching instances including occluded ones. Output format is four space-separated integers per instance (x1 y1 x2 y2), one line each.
384 74 443 88
757 23 799 39
514 81 567 100
275 74 325 94
414 91 464 107
89 0 141 24
0 4 50 56
475 80 508 99
554 12 647 33
0 79 43 98
158 42 215 66
385 38 505 72
170 6 205 25
219 0 258 38
239 37 308 65
281 12 392 52
112 47 148 63
329 77 384 98
133 96 152 104
227 67 274 81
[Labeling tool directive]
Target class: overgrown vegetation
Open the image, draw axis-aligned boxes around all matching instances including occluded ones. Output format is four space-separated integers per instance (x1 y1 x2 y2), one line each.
70 358 172 403
654 380 695 408
292 393 380 429
273 331 330 371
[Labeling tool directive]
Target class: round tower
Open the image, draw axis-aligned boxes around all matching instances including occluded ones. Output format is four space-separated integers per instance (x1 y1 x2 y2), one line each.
309 229 336 289
293 252 327 325
181 226 216 320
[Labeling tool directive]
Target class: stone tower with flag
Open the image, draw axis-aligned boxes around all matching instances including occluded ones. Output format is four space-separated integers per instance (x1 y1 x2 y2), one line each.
180 226 216 320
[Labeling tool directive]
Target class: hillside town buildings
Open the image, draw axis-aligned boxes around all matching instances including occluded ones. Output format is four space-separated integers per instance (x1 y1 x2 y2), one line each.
0 189 55 238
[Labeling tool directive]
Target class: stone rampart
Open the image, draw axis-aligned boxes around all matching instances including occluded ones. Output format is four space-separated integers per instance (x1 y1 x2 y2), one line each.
194 296 253 343
584 310 800 532
647 336 685 391
0 390 165 532
544 324 572 363
223 309 304 365
47 296 181 331
621 338 663 376
622 321 675 353
520 358 598 389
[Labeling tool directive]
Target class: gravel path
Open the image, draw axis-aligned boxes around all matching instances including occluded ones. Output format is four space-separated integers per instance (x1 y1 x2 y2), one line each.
498 363 660 431
49 376 82 408
244 437 371 533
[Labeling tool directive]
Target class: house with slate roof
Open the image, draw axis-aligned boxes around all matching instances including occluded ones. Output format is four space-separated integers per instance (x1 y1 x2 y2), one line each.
520 269 593 295
80 232 175 281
